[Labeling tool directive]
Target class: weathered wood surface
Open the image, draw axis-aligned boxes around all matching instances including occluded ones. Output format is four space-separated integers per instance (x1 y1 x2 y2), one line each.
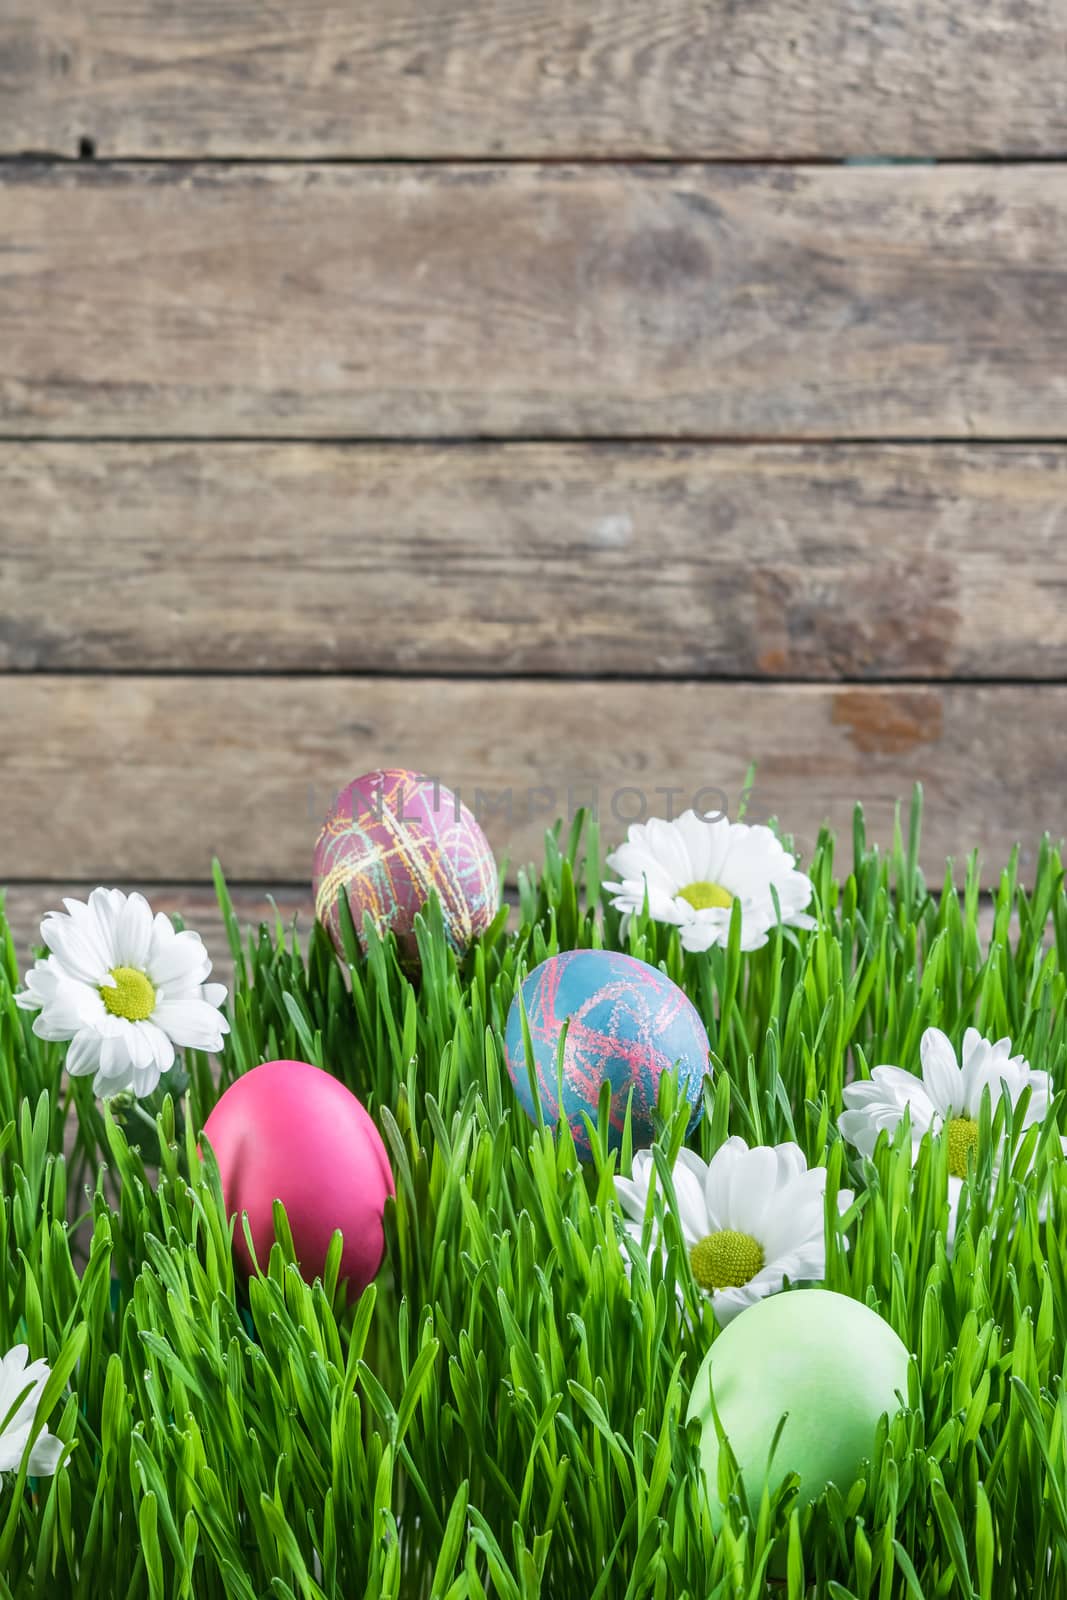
4 442 1067 678
1 678 1062 885
3 884 316 982
4 165 1067 439
2 1 1063 160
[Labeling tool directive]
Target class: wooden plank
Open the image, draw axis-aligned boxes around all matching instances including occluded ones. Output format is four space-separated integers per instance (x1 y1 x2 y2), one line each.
2 2 1065 160
2 883 315 986
3 164 1067 440
0 677 1062 886
4 441 1067 678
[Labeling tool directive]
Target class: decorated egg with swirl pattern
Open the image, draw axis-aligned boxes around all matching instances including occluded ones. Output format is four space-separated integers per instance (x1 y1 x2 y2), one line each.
313 769 500 965
504 949 709 1157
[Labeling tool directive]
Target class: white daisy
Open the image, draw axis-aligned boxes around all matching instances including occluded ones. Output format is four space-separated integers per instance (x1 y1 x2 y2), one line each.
615 1137 852 1326
838 1026 1058 1247
0 1345 66 1477
603 810 815 953
15 888 229 1099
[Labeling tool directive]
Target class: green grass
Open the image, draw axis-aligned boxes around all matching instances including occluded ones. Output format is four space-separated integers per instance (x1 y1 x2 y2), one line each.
2 794 1067 1598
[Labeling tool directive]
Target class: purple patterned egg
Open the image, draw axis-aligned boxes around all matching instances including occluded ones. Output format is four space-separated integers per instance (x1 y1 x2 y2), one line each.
313 769 499 963
504 949 709 1157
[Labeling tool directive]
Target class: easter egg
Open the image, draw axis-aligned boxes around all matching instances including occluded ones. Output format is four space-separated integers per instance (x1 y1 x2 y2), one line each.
201 1059 394 1303
687 1290 911 1528
504 949 708 1157
313 768 499 964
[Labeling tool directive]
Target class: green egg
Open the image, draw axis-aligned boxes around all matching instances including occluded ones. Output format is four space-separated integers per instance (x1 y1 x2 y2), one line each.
687 1289 911 1529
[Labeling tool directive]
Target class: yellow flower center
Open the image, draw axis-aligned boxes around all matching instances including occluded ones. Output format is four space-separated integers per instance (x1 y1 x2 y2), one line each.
678 880 734 912
946 1115 980 1179
100 966 156 1022
690 1229 764 1290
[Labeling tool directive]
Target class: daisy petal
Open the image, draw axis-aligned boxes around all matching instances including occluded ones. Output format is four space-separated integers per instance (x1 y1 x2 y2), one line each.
26 1430 66 1476
0 1345 63 1478
66 1027 103 1079
142 1023 176 1077
710 1282 765 1326
921 1028 963 1114
151 997 228 1052
39 915 109 987
671 1149 713 1243
114 892 154 969
147 926 212 990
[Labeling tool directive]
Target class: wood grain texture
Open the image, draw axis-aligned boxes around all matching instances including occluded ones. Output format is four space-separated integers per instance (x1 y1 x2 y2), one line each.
1 677 1062 885
4 164 1067 439
2 884 316 982
4 442 1067 678
1 1 1064 159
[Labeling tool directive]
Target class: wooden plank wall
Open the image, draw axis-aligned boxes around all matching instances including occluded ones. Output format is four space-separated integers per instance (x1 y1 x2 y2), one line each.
2 2 1066 968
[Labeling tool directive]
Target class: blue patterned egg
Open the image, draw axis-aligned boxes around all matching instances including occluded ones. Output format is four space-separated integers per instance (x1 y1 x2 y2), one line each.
504 949 709 1157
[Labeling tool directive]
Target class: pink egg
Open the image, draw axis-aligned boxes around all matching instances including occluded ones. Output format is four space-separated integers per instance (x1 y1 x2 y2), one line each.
312 768 499 964
201 1059 394 1303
